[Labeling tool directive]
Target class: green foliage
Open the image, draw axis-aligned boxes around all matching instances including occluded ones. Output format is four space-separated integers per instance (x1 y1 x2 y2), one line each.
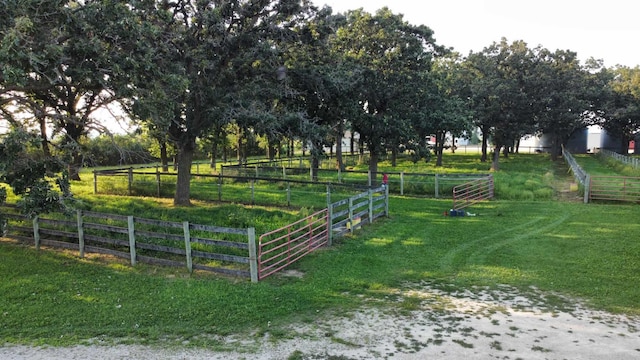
83 134 156 167
0 129 74 217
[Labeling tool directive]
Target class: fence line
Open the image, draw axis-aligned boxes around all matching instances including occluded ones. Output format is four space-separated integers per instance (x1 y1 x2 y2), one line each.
93 166 486 202
1 205 258 282
599 149 640 169
562 146 589 186
1 187 388 282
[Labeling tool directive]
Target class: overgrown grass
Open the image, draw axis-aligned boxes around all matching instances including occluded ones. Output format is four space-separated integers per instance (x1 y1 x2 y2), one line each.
574 153 640 177
1 152 639 347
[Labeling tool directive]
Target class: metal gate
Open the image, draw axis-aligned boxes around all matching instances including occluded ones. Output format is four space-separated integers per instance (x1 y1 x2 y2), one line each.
257 209 329 280
588 176 640 203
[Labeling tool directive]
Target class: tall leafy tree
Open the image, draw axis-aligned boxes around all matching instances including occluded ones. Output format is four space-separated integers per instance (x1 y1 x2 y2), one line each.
332 8 441 181
125 0 314 205
600 66 640 154
0 0 143 180
421 56 473 166
531 49 597 159
466 39 537 170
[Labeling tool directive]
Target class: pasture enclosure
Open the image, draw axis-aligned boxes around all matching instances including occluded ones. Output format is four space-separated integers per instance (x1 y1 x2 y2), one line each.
92 162 487 206
0 187 389 281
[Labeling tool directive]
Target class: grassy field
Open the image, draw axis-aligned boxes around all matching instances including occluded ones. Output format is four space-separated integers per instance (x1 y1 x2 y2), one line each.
1 152 638 347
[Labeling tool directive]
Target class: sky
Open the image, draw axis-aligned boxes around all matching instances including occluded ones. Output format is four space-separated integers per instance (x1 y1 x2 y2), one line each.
316 0 640 68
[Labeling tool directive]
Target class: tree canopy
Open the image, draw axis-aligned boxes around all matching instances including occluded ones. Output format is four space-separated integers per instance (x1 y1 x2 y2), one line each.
2 1 637 211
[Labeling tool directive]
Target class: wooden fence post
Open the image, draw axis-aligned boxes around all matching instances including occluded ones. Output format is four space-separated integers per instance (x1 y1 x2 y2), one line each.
400 171 404 195
93 171 98 194
367 170 372 187
435 174 440 198
348 197 354 233
368 188 374 223
286 182 291 207
583 174 591 204
128 167 133 196
183 221 193 273
33 216 40 251
385 184 389 217
218 174 222 201
77 210 85 258
128 216 137 266
247 227 258 283
156 170 161 197
327 197 334 246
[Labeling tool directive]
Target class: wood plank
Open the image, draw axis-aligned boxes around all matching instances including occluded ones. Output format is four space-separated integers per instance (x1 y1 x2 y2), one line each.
136 242 186 255
83 211 128 222
190 237 249 249
84 222 129 234
135 229 184 242
189 223 249 235
134 217 183 229
191 250 248 264
192 263 250 278
84 234 130 247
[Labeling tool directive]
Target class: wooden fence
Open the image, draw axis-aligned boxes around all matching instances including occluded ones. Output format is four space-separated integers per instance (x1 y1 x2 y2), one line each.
1 187 389 282
1 205 258 282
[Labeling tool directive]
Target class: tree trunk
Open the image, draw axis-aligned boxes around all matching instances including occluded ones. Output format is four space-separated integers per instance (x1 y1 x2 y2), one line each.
160 141 169 172
38 115 50 158
491 144 501 171
311 155 319 182
481 128 489 163
68 152 82 181
335 123 345 171
210 139 218 169
174 143 194 206
236 128 243 163
350 133 355 154
435 131 446 167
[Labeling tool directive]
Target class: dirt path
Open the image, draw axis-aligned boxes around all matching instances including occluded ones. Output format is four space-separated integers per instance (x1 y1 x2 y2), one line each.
2 284 639 359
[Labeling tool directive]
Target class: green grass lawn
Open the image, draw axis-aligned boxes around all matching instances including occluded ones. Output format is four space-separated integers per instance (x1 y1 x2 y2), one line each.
1 152 639 347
